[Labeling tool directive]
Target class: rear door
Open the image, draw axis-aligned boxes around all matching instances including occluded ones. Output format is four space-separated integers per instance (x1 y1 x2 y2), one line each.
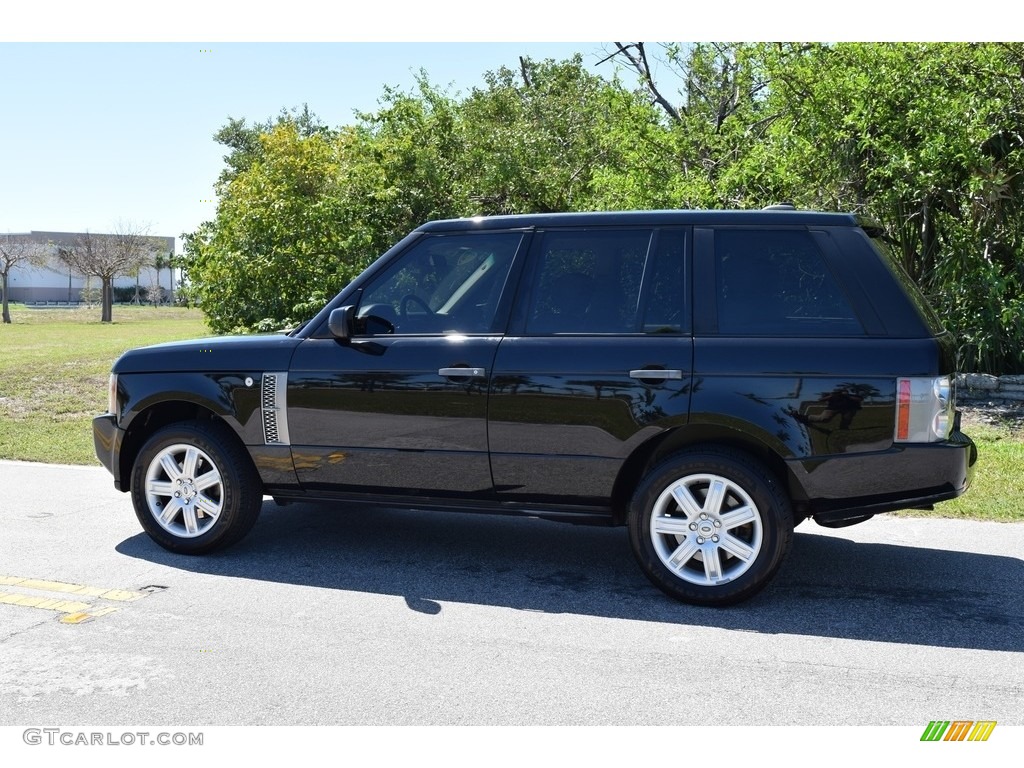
488 227 693 507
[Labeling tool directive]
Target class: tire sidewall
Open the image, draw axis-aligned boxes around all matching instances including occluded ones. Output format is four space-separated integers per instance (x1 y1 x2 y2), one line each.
628 449 793 606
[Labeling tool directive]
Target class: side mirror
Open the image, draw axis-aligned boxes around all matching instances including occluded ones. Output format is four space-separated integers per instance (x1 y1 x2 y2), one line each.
328 305 356 341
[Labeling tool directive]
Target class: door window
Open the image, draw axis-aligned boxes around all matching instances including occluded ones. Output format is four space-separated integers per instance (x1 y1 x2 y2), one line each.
525 229 652 334
359 232 523 335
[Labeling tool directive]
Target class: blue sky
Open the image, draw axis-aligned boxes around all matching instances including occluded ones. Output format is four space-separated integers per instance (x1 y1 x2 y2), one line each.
0 42 613 248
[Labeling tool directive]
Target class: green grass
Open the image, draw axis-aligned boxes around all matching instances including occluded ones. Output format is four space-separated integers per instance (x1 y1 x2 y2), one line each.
903 421 1024 522
0 306 210 465
1 305 1020 522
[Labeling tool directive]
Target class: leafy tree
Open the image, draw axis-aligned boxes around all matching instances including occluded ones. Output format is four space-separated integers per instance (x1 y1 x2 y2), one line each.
610 42 1024 372
214 104 333 186
340 75 468 247
460 56 657 213
182 121 350 333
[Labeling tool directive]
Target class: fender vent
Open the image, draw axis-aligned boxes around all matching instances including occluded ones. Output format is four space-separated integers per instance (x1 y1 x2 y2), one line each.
261 372 290 446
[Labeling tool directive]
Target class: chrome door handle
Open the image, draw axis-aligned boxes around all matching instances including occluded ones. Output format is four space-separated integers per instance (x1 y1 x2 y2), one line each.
629 369 684 380
438 367 486 378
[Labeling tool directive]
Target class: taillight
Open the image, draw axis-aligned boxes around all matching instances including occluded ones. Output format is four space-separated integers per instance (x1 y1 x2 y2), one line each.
894 376 954 443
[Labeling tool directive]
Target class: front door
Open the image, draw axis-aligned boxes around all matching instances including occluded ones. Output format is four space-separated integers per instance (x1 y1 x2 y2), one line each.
287 230 526 498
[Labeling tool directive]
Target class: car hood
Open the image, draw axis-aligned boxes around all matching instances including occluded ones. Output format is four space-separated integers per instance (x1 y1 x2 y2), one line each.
111 334 302 374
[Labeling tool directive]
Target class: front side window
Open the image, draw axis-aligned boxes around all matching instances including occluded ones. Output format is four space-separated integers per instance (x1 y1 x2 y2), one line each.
359 232 523 335
715 229 862 335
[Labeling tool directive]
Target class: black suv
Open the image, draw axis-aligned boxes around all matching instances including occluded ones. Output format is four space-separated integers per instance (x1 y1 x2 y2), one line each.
93 209 976 605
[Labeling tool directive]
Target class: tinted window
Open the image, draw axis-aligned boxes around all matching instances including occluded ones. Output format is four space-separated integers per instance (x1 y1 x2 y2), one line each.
865 232 945 335
525 229 651 334
640 230 688 334
360 232 522 334
715 229 862 335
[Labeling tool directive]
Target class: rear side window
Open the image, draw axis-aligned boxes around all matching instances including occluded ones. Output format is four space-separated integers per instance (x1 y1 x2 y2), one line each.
865 233 946 335
715 229 863 336
525 229 651 334
640 230 688 333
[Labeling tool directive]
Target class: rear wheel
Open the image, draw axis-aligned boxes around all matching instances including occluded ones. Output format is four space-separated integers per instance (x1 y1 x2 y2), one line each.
628 447 793 606
130 420 262 554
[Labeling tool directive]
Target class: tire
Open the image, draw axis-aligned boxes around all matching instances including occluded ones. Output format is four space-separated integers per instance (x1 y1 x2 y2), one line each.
129 420 262 554
628 447 793 606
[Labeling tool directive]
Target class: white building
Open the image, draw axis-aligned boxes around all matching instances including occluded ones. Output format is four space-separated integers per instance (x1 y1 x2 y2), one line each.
5 231 177 304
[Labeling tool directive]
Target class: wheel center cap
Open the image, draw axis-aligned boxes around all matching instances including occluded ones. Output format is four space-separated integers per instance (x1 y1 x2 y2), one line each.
181 482 196 500
698 522 716 537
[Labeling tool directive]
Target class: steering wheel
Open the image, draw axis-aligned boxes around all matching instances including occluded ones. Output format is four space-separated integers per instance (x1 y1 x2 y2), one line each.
400 294 434 317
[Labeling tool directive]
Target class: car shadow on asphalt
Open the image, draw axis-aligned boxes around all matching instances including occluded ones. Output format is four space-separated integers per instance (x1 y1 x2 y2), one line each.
115 501 1023 654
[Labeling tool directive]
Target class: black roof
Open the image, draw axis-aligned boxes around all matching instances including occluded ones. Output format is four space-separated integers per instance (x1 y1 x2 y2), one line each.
416 209 861 232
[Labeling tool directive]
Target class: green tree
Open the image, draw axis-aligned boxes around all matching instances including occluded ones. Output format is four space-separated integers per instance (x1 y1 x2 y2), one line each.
460 56 657 213
182 121 349 333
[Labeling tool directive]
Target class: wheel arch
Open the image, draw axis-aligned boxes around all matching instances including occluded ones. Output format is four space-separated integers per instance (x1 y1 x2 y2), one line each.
119 401 246 493
610 423 800 525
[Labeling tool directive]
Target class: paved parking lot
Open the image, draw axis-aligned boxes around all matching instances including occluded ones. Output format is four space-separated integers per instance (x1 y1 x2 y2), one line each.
1 459 1022 727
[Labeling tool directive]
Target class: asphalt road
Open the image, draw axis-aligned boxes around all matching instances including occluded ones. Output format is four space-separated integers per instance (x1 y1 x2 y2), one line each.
1 459 1022 726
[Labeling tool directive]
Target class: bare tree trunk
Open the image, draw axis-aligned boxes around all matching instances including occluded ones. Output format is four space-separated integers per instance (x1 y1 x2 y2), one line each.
102 278 113 323
1 271 10 324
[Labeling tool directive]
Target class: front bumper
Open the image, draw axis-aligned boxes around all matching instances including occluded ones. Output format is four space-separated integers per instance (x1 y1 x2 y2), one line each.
93 413 127 491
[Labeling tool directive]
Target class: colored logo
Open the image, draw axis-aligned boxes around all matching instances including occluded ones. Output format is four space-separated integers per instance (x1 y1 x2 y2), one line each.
921 721 996 742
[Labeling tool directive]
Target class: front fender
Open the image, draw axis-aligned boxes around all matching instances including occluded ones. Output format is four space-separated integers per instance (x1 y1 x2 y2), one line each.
117 372 263 444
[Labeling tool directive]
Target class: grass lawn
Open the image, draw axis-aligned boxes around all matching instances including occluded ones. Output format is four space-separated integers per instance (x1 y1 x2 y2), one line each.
1 303 1020 522
0 305 210 465
903 421 1024 523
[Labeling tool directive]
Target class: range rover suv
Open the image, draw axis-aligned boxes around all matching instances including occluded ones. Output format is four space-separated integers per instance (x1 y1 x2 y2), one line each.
93 209 977 605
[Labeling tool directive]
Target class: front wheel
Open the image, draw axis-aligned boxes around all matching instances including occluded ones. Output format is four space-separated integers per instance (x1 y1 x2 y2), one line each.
130 420 262 554
628 447 793 606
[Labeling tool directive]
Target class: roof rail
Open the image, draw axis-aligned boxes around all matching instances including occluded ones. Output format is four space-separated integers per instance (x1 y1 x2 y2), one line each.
762 203 797 211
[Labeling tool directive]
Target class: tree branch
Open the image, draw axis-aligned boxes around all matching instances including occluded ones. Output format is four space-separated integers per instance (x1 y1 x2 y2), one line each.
610 42 682 123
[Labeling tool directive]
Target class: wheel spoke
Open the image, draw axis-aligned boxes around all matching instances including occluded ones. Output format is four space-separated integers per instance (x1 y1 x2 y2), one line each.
702 546 724 582
147 480 176 497
194 494 220 519
670 483 703 517
703 478 727 516
193 468 221 492
720 505 757 530
667 539 700 572
718 532 756 562
182 447 200 479
159 453 182 482
182 505 199 535
653 516 692 536
159 498 183 526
